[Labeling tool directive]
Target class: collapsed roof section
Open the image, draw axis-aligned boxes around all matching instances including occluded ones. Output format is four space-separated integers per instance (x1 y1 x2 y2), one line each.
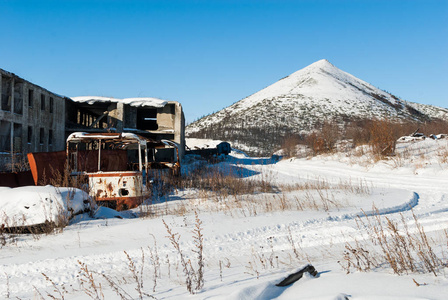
66 96 185 160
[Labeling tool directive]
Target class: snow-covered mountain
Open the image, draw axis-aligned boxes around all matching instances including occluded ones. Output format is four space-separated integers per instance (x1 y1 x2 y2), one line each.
187 59 448 154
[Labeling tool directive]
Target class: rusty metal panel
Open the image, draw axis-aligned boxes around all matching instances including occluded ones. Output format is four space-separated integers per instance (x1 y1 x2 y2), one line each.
0 172 19 187
0 171 34 187
75 150 127 173
27 151 66 185
16 171 35 186
97 197 144 211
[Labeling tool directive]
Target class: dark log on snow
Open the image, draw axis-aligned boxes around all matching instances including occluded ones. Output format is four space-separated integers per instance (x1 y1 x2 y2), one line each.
276 264 318 287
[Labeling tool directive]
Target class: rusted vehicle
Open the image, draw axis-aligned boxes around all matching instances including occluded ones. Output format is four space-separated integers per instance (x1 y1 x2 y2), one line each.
66 132 180 210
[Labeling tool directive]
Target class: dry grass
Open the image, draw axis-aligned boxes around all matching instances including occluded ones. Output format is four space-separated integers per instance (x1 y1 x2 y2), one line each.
139 168 373 219
438 147 448 165
340 208 447 275
41 272 68 300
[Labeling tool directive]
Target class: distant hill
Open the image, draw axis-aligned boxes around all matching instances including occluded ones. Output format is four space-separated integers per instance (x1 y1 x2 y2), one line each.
187 59 448 156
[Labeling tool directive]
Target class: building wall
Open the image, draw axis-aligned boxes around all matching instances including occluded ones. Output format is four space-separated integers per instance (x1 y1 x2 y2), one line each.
172 102 185 158
0 69 66 158
122 102 185 160
150 102 185 159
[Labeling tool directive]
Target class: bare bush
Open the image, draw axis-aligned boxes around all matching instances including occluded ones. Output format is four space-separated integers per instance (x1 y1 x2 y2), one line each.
77 261 104 300
420 120 448 135
163 219 194 294
306 121 340 155
192 211 205 290
123 250 146 299
162 212 205 294
148 234 161 292
281 134 303 158
367 119 397 157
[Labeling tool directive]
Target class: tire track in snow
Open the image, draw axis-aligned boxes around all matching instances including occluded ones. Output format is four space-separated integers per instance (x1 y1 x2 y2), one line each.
327 192 420 221
271 160 448 193
207 191 419 252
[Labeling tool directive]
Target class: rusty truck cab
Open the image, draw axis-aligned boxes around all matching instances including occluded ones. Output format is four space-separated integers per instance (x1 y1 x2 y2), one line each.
66 132 180 211
66 132 150 210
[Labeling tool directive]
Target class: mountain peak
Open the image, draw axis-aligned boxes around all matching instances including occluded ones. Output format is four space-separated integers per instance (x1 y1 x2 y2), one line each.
285 59 338 82
310 59 332 67
303 59 335 71
187 60 447 155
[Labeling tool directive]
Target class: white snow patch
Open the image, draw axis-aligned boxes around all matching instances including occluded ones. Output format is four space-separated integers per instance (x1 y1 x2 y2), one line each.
71 96 168 108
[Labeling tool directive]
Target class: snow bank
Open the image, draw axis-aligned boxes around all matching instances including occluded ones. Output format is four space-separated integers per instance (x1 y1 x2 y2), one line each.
0 185 90 227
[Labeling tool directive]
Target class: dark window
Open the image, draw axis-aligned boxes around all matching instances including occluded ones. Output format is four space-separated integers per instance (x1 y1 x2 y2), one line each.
50 97 54 113
28 89 34 107
1 75 12 112
39 128 44 144
137 108 158 130
28 126 32 144
41 94 45 110
13 123 22 151
48 129 53 145
0 121 11 151
13 82 23 115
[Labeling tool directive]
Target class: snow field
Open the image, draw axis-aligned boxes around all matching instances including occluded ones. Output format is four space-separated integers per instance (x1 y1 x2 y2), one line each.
0 139 448 299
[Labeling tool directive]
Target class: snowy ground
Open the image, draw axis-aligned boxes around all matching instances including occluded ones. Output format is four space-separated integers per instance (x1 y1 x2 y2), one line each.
1 139 448 299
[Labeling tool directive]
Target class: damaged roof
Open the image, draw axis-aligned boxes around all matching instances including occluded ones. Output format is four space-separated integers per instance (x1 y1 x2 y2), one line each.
66 132 180 150
70 96 169 108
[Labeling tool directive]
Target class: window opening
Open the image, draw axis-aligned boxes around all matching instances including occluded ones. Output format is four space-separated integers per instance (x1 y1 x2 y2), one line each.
48 129 53 145
39 128 44 144
13 82 23 114
13 123 22 151
28 89 34 108
1 75 12 111
41 94 45 110
27 126 32 144
0 121 11 151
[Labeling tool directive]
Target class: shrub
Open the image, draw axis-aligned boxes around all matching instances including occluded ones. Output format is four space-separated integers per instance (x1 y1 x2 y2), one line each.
367 119 397 157
306 121 340 155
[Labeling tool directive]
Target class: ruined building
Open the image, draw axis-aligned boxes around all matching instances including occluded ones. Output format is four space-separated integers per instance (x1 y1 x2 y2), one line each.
66 96 185 160
0 68 67 161
0 68 185 169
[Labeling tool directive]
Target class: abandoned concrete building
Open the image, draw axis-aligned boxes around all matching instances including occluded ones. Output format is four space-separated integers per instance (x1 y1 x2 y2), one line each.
0 68 185 169
67 96 185 160
0 68 67 160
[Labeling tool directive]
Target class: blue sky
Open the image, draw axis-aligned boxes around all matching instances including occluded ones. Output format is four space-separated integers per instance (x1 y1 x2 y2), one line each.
1 0 447 123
